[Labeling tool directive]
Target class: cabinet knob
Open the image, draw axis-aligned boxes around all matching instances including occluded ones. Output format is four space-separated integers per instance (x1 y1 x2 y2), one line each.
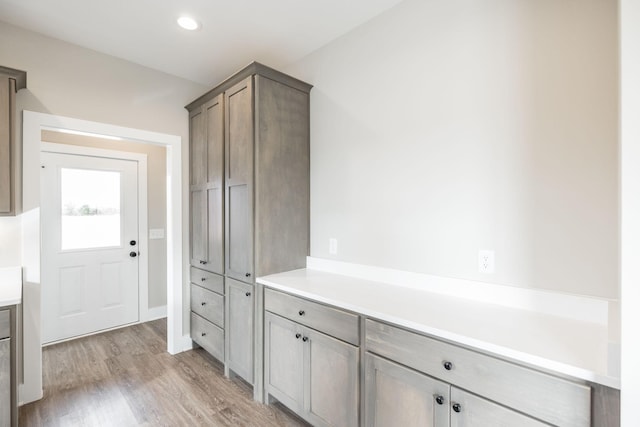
302 336 309 342
452 403 462 413
443 361 453 371
245 291 251 297
435 395 445 405
201 302 206 306
295 333 301 339
201 332 207 337
201 277 206 281
200 260 208 265
298 310 305 316
245 273 251 277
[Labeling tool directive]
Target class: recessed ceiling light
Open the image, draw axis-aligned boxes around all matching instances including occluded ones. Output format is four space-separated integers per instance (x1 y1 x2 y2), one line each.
177 16 200 31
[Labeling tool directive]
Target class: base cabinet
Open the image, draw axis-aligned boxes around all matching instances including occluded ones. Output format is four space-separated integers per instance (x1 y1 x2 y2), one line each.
265 312 359 427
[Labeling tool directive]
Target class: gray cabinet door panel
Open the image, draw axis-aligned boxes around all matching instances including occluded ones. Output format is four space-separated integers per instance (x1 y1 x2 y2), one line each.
226 278 254 383
204 96 224 274
0 338 8 427
225 77 254 283
305 327 359 427
0 77 11 214
189 107 206 187
264 313 304 413
450 387 550 427
365 352 449 427
190 189 207 266
206 186 224 274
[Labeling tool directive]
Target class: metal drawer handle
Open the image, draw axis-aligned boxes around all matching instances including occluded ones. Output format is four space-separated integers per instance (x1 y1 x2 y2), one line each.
201 277 206 281
200 260 207 265
245 273 251 277
443 361 453 371
201 332 207 337
298 310 305 316
302 336 308 342
435 395 445 405
245 292 251 297
452 403 462 413
201 302 206 306
295 333 301 339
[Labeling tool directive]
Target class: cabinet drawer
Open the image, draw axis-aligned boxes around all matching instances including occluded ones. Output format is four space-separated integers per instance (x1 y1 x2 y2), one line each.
190 266 224 294
191 313 224 363
0 310 8 339
265 288 359 345
366 319 590 427
190 284 224 328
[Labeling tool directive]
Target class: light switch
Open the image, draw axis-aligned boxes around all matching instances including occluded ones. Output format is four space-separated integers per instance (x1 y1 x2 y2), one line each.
149 228 165 240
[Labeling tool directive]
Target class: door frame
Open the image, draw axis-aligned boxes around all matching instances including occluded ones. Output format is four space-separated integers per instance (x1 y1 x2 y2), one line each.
40 142 149 335
21 111 188 404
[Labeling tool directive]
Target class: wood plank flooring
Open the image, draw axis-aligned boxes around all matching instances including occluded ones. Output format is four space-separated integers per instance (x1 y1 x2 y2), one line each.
19 319 308 426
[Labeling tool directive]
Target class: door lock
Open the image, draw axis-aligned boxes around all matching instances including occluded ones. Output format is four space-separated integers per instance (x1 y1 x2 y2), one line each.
130 240 137 246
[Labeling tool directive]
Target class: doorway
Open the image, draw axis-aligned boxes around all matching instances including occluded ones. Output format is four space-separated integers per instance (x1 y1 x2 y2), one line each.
40 150 141 343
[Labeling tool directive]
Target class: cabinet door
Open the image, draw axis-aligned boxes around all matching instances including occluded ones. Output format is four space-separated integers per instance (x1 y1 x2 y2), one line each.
225 76 254 283
450 387 549 427
365 353 449 427
204 95 225 274
226 278 254 383
305 327 359 427
264 312 304 413
190 96 225 274
0 338 9 427
0 76 15 215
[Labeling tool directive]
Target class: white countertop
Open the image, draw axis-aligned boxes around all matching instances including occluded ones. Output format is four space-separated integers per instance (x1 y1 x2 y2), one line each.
258 268 619 389
0 266 23 307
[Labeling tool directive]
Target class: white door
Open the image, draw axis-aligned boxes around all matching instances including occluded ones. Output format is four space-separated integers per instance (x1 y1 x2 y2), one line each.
41 151 139 344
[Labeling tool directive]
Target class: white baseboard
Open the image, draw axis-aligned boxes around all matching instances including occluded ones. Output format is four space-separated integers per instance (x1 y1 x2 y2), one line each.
307 257 610 325
144 305 167 322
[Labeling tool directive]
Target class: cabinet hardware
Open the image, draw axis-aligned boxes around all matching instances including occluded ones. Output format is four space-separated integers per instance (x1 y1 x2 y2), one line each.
452 403 462 413
443 361 453 371
435 395 445 405
246 292 251 297
302 336 309 342
298 310 305 316
201 332 207 337
295 333 301 339
245 273 251 277
201 277 206 281
201 302 206 306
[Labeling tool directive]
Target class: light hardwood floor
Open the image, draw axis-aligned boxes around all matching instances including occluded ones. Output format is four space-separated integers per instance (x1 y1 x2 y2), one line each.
19 319 308 426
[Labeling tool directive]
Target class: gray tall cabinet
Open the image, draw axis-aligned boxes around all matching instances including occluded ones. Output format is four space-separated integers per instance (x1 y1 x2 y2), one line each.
186 63 311 399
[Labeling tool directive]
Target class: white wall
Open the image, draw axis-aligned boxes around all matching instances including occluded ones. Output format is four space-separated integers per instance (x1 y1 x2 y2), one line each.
286 0 618 299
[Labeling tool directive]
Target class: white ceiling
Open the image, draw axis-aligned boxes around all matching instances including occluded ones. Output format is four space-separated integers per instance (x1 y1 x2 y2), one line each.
0 0 405 86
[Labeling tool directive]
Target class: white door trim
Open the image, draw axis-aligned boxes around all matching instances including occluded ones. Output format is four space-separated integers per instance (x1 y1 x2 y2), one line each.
40 142 150 326
21 111 189 405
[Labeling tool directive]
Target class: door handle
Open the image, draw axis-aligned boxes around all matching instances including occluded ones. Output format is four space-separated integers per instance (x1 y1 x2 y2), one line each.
129 251 138 258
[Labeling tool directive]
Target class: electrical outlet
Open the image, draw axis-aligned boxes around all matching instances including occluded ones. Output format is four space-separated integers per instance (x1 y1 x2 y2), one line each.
329 238 338 255
478 250 495 274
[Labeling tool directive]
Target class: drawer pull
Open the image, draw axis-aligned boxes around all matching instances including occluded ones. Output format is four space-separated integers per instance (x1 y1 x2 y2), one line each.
452 403 462 413
201 332 207 337
435 395 445 405
302 336 309 342
200 260 208 265
295 333 301 339
443 361 453 371
201 302 206 306
201 277 206 281
245 292 251 297
298 310 305 316
245 273 251 277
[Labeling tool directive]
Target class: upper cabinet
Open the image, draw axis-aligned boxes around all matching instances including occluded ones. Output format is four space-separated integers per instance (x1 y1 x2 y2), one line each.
0 66 27 217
